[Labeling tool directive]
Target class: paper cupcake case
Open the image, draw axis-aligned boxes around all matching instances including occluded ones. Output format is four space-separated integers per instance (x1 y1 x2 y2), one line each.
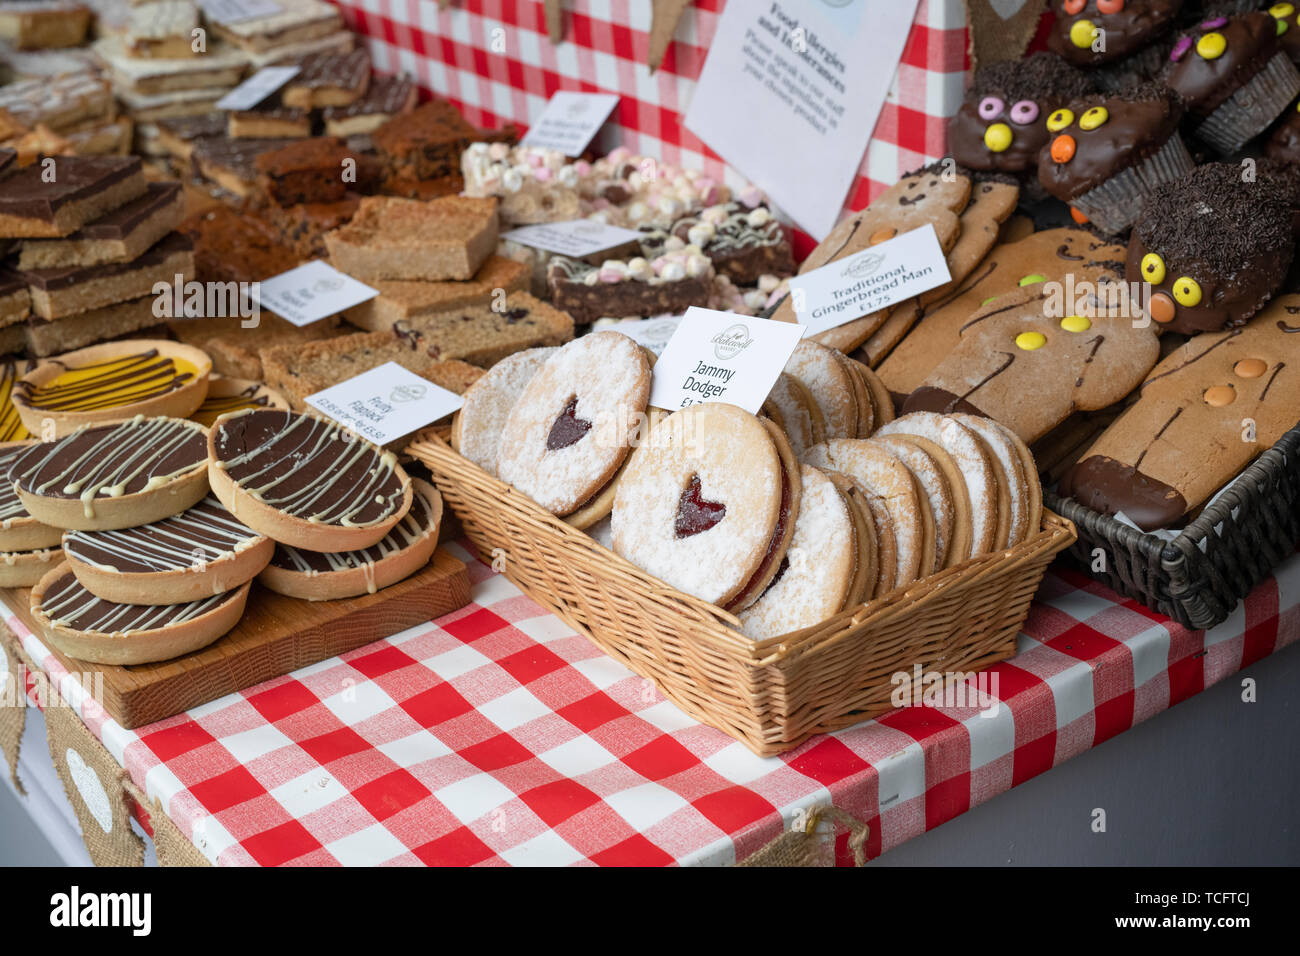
1072 133 1196 234
408 429 1075 756
1194 52 1300 155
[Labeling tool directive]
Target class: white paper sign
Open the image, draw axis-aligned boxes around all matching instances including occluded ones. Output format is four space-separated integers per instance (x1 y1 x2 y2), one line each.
611 314 683 356
502 220 643 258
649 308 805 413
787 225 951 336
251 260 378 327
199 0 283 25
520 91 619 156
305 363 464 446
216 65 300 111
684 0 919 239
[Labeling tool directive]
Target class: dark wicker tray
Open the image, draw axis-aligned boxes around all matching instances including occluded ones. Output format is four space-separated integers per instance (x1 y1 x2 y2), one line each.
1044 421 1300 630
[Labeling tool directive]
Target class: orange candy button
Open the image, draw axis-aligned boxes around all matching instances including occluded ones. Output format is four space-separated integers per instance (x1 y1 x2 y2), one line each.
1204 385 1235 407
1051 134 1076 163
1234 358 1268 378
1070 206 1089 224
869 227 897 245
1148 292 1177 324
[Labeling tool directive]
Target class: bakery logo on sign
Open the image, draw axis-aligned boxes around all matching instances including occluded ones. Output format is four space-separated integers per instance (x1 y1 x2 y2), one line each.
840 252 885 279
567 100 590 117
151 274 259 328
49 886 151 936
390 383 426 403
571 222 607 237
711 324 754 361
313 276 344 294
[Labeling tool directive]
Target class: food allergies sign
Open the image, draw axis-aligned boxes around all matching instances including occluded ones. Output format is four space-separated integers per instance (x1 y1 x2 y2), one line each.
684 0 919 239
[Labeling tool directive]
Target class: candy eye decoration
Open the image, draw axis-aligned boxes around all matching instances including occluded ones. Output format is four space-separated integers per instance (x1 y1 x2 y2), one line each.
984 123 1013 152
1063 0 1086 14
1009 100 1039 124
1096 0 1124 11
978 96 1005 120
1050 134 1076 163
1070 18 1098 48
1047 108 1075 132
1079 106 1109 130
1173 277 1203 306
1140 252 1166 285
1270 2 1295 17
1197 32 1227 59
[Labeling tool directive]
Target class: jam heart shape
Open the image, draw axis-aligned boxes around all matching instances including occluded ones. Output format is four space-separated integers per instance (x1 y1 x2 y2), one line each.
674 473 727 538
546 396 592 451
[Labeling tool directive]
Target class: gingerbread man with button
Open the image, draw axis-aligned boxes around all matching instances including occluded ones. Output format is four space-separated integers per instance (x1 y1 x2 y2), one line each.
1061 295 1300 529
902 282 1160 443
1127 162 1294 335
1047 0 1185 68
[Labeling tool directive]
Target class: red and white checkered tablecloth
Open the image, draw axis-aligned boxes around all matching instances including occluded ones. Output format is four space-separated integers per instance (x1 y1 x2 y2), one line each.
332 0 970 222
9 543 1299 866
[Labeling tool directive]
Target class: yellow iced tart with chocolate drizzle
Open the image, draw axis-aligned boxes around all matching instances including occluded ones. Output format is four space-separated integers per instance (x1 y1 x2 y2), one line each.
13 339 212 438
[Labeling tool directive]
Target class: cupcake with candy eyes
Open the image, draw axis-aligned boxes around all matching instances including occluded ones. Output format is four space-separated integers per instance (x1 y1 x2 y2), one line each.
1049 0 1186 74
1037 83 1194 234
1128 163 1293 334
1264 1 1300 64
1162 10 1300 153
948 53 1095 181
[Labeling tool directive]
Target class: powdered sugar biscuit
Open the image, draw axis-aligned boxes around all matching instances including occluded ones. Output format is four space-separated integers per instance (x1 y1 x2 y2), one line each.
883 434 973 568
990 417 1043 537
876 412 998 558
738 465 858 640
451 347 557 476
764 373 825 459
846 478 897 597
825 470 876 606
873 435 955 572
611 403 800 611
949 412 1032 547
845 356 894 431
563 407 667 531
804 439 923 590
498 333 651 517
784 340 863 441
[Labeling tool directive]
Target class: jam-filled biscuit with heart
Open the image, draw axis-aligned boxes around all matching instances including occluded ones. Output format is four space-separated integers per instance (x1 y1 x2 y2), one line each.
1127 163 1294 336
611 403 800 611
1048 0 1184 69
1061 296 1300 530
1037 84 1193 234
497 333 651 526
948 52 1095 176
905 283 1161 444
737 465 863 640
452 347 558 476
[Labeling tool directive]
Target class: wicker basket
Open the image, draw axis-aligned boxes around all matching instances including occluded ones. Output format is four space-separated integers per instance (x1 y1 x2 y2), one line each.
407 432 1077 755
1045 421 1300 631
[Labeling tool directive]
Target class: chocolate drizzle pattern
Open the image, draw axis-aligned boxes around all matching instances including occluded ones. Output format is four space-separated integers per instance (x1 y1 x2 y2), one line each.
63 496 262 574
213 409 405 528
191 385 272 427
18 349 198 412
11 417 207 516
39 569 239 634
0 444 31 525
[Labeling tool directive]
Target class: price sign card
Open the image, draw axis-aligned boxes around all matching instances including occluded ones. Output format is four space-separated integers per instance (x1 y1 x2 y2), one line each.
305 363 464 446
786 225 950 336
648 307 805 413
611 315 684 356
251 260 377 327
216 65 300 111
502 219 642 258
520 91 619 156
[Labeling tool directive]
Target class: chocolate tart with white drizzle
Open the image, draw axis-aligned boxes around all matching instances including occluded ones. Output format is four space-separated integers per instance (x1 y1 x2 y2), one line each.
62 494 272 605
0 440 63 551
30 562 250 665
9 416 210 531
258 479 441 600
207 408 413 551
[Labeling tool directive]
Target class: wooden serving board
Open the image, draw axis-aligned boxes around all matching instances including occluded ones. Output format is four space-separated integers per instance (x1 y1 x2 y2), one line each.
1 549 471 729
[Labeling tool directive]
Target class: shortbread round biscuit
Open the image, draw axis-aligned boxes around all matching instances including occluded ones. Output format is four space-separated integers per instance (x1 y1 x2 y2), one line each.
260 479 443 601
949 412 1030 548
825 471 876 607
804 439 923 590
848 357 896 430
498 333 651 517
884 434 973 569
451 347 558 476
11 416 211 531
986 417 1043 539
0 441 63 551
612 403 801 611
854 480 898 597
876 412 999 558
738 465 858 640
62 495 273 606
31 562 250 666
784 340 862 440
765 373 825 459
208 408 412 552
0 547 61 588
873 435 955 573
563 407 668 531
191 377 289 428
13 340 212 438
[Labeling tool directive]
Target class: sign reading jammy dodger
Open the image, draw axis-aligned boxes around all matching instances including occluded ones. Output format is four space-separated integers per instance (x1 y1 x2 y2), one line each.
685 0 919 239
648 307 806 414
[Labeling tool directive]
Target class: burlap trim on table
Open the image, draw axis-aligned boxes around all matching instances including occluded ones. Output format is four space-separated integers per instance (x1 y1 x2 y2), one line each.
736 806 870 867
0 621 26 794
39 671 145 868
